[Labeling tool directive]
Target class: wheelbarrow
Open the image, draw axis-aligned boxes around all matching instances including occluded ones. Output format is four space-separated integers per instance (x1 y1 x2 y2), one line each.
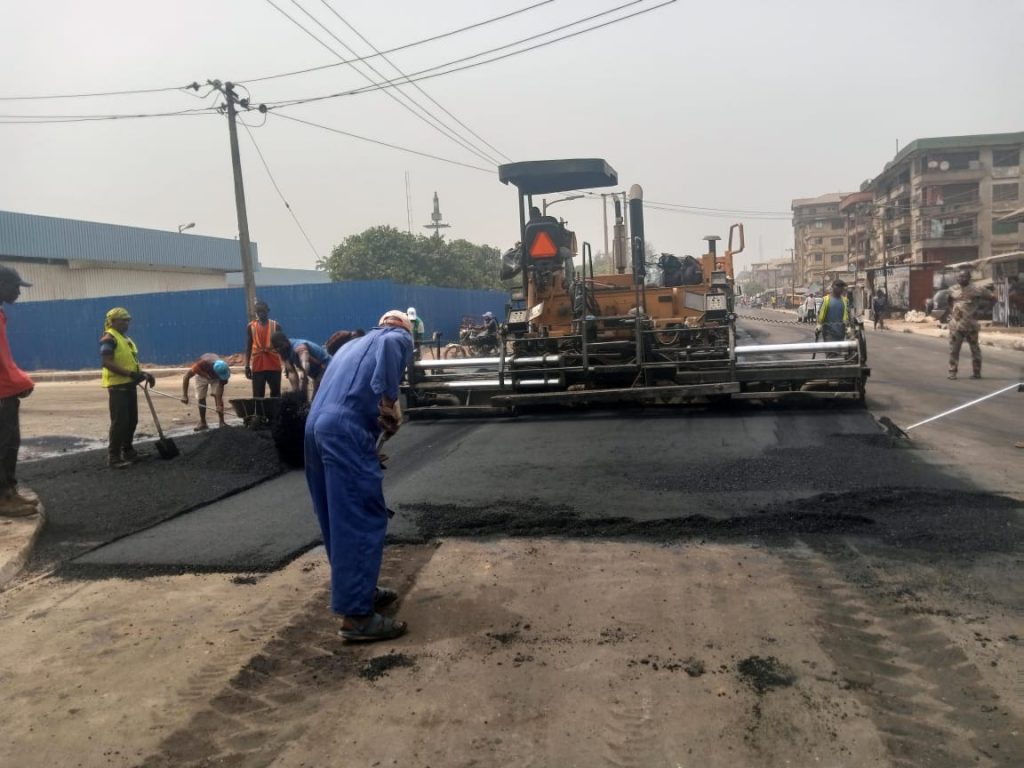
229 397 282 428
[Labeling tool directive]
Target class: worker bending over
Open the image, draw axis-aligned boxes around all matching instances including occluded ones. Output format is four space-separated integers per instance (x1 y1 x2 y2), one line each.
304 310 413 642
181 353 231 430
271 331 332 400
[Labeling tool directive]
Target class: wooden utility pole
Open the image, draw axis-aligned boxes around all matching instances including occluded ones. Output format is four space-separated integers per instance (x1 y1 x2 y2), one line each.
220 81 258 321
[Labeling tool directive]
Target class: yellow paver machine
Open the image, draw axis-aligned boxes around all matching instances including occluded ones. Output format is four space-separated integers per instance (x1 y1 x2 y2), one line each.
406 158 868 413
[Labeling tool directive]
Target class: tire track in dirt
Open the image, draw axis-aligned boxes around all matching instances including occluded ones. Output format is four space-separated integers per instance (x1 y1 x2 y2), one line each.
135 545 436 768
599 692 656 768
783 542 1024 767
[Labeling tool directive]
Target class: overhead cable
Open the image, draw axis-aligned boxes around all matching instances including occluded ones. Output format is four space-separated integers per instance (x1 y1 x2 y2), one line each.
263 0 675 110
270 111 496 173
264 0 500 166
239 0 556 85
241 121 321 261
318 0 511 162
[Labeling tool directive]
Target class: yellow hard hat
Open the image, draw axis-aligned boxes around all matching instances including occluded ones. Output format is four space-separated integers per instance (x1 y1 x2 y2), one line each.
105 307 132 322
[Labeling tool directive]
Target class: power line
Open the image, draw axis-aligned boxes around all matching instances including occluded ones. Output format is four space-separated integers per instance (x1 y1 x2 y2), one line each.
0 82 201 102
317 0 511 163
270 111 496 173
264 0 499 166
0 107 220 125
241 120 321 262
263 0 674 110
239 0 555 86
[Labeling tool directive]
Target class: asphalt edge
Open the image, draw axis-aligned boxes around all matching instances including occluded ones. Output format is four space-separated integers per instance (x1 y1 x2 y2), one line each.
0 489 46 591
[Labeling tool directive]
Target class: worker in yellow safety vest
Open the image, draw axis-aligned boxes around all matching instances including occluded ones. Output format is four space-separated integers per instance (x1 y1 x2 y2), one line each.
100 307 154 469
817 279 850 342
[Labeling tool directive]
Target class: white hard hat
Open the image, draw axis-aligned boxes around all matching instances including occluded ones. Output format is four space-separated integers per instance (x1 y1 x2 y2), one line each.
406 307 417 320
379 310 413 334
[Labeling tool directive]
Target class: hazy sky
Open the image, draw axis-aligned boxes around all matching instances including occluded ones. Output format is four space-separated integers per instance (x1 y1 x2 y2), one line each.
2 0 1022 274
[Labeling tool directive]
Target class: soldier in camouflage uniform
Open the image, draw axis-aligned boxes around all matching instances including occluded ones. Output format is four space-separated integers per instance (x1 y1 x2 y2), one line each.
947 270 995 380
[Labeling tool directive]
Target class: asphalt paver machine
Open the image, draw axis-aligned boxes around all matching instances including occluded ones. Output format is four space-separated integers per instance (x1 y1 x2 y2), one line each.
406 158 869 413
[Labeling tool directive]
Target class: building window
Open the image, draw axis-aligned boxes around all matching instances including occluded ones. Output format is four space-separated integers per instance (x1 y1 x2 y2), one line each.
830 237 844 246
993 183 1019 203
813 220 824 229
993 148 1020 167
812 253 823 262
830 253 845 264
830 219 844 230
993 220 1019 236
811 237 823 245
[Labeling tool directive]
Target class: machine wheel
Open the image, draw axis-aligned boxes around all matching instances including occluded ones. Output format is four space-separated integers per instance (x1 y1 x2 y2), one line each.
443 344 467 359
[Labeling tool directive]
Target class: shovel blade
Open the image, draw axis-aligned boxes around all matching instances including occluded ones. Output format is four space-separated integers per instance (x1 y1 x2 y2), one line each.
156 437 180 459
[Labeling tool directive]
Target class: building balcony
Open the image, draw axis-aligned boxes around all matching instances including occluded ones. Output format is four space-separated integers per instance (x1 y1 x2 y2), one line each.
917 168 986 185
915 233 979 249
992 166 1020 179
992 228 1022 242
918 200 982 216
884 183 910 199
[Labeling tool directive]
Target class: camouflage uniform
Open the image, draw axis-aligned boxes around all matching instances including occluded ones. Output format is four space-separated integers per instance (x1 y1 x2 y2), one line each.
947 283 993 378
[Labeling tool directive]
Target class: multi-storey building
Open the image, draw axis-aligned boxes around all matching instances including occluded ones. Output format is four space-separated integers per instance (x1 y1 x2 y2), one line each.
869 132 1024 266
791 192 853 290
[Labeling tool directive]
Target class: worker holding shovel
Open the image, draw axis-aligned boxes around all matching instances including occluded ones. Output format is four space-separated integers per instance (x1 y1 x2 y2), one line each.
100 307 154 469
181 354 231 431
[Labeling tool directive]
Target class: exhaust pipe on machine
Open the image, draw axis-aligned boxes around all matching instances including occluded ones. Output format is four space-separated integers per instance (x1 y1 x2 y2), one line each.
628 184 645 286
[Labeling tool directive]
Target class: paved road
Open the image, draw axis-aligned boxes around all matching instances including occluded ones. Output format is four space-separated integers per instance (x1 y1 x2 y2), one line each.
75 311 1023 570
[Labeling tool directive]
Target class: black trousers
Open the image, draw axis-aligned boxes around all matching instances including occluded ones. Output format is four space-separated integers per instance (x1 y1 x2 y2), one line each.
0 396 21 493
108 384 138 458
252 370 282 398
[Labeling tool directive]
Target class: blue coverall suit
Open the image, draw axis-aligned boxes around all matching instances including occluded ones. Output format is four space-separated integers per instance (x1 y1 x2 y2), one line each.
303 326 412 616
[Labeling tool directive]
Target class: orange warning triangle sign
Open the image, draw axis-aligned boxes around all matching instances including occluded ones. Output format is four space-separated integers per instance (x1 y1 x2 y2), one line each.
529 230 558 258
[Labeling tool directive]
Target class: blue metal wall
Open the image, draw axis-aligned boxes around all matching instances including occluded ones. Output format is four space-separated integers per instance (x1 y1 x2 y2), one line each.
6 281 506 371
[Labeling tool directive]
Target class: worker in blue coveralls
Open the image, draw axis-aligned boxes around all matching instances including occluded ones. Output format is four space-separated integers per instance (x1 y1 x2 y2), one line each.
304 309 414 642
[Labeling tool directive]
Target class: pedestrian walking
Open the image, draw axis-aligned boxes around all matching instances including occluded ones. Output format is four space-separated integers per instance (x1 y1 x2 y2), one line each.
181 353 231 431
947 270 995 380
324 328 366 356
872 290 888 331
0 266 39 517
245 300 284 398
304 309 414 642
100 307 154 469
271 331 332 399
817 279 850 342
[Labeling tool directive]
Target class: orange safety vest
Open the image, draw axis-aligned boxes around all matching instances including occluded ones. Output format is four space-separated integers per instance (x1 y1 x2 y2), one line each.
249 319 281 372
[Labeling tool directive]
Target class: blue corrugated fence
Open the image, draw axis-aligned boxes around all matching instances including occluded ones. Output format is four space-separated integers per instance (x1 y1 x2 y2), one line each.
6 280 506 371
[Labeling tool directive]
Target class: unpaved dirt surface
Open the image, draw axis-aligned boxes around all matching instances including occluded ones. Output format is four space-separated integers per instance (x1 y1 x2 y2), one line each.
8 538 1017 767
19 375 258 459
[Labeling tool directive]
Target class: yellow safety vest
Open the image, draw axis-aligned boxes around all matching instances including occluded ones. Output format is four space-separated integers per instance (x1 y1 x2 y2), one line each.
817 295 849 325
101 328 140 387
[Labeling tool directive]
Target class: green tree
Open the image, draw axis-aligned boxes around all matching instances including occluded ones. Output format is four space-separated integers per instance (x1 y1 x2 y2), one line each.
320 226 504 290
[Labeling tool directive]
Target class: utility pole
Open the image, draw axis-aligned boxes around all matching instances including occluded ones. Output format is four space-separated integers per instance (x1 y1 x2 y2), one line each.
786 248 795 300
215 80 258 321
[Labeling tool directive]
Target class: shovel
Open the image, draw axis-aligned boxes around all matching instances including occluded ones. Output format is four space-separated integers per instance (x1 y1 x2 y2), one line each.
142 383 180 459
880 381 1023 439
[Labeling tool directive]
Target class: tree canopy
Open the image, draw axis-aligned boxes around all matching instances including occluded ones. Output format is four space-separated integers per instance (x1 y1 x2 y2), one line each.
319 226 504 290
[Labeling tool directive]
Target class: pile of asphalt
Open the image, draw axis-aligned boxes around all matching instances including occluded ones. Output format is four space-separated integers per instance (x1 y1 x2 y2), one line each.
20 427 285 573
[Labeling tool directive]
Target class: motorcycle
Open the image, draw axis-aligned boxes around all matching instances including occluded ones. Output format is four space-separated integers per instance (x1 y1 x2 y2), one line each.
442 326 501 359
